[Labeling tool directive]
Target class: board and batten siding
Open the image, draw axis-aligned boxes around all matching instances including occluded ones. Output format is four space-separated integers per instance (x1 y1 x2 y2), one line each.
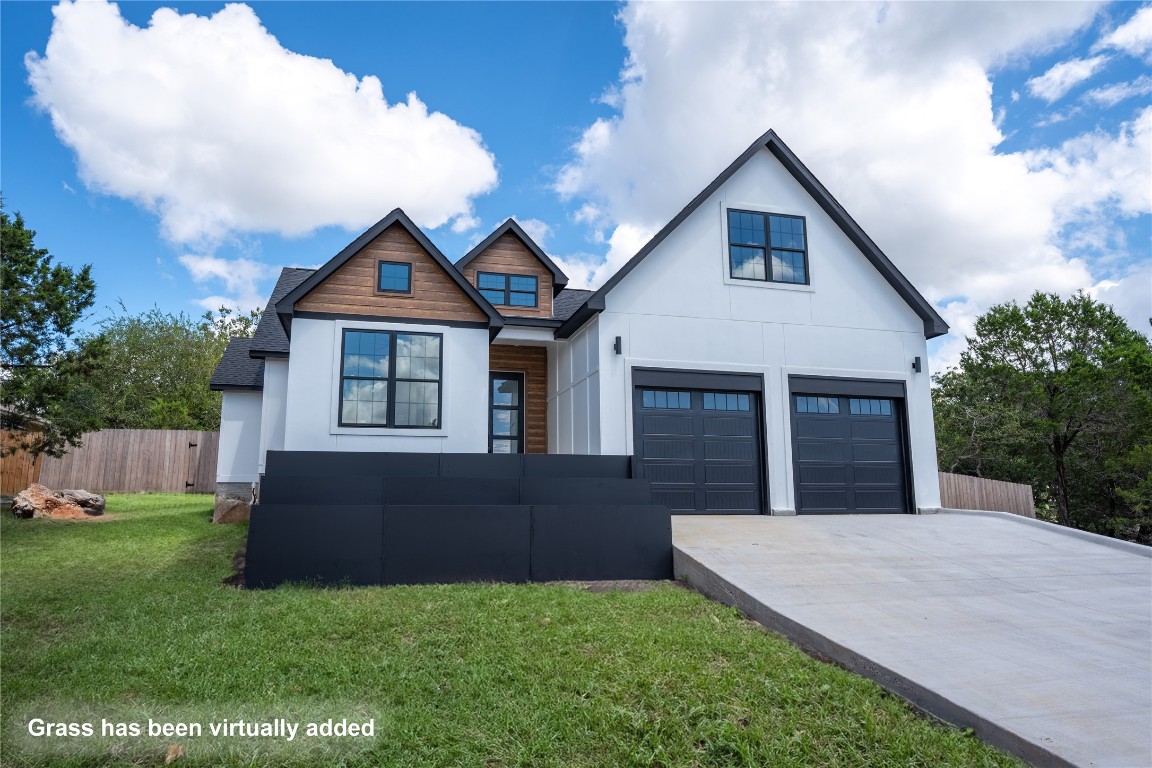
461 233 554 319
490 344 548 454
296 223 488 323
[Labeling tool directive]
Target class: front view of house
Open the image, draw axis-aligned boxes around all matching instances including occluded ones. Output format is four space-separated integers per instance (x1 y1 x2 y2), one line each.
212 129 948 519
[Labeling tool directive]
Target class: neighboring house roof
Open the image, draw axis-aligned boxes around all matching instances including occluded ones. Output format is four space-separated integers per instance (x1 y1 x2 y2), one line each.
210 337 265 391
556 129 949 340
275 208 505 338
552 289 594 322
456 218 569 293
249 267 315 359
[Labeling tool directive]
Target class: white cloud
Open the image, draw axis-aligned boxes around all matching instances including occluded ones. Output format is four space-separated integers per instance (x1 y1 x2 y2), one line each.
552 223 652 290
555 1 1150 373
450 213 481 234
178 253 273 313
25 0 498 247
1026 55 1110 102
1089 267 1152 334
1084 75 1152 106
1097 4 1152 62
511 217 552 247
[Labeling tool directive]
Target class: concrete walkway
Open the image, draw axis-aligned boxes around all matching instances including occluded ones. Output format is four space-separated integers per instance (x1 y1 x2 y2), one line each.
672 511 1152 768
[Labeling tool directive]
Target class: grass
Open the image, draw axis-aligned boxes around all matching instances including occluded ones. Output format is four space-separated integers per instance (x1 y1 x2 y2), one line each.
1 494 1020 768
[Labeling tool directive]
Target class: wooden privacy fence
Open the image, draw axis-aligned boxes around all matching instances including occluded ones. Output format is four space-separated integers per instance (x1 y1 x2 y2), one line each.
938 471 1035 518
1 430 44 496
3 429 219 495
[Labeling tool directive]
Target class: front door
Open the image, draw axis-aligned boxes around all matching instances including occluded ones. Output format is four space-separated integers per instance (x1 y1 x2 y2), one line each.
490 372 524 453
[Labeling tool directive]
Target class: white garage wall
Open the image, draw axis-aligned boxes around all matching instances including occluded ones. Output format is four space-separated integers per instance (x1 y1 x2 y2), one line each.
593 145 941 512
282 317 489 453
216 391 263 483
257 358 288 474
548 316 601 455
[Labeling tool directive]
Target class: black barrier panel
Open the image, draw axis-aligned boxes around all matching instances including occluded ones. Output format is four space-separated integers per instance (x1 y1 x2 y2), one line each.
520 477 652 505
382 506 531 584
439 453 524 478
384 477 522 505
530 505 673 581
264 451 441 477
521 454 632 478
259 475 385 505
245 504 383 588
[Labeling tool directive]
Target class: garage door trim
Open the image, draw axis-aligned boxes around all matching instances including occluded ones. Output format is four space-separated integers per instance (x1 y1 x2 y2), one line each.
632 367 766 515
787 375 916 514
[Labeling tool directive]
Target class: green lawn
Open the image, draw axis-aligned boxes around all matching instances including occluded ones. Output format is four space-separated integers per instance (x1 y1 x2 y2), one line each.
1 494 1019 768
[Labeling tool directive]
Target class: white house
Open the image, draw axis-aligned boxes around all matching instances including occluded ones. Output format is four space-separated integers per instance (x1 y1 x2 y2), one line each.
211 129 948 518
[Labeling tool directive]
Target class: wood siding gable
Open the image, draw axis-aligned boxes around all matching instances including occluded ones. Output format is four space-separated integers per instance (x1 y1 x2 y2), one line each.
461 232 554 319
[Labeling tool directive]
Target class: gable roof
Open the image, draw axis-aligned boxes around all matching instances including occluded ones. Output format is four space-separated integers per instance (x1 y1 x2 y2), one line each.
275 208 504 338
556 129 949 340
250 267 314 359
456 218 569 293
210 336 265 391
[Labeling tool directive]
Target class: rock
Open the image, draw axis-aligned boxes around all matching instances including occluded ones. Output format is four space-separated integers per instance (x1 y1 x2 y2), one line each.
11 483 103 520
61 488 106 515
213 495 250 524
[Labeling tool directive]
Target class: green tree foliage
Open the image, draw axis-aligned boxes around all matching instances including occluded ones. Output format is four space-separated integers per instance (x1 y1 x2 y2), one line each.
75 305 259 431
1 203 108 456
934 291 1152 542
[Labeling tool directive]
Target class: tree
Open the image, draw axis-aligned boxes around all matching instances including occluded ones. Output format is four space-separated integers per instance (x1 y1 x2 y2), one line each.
75 305 259 431
1 203 107 456
934 291 1152 542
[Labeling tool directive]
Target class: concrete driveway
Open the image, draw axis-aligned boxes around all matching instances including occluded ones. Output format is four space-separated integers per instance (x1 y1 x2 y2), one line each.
672 511 1152 768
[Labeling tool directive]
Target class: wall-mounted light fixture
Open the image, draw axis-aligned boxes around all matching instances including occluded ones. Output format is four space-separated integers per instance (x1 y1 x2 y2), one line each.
614 336 622 355
912 356 922 373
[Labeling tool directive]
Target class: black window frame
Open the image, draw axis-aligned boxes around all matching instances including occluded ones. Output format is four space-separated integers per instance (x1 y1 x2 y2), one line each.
376 260 412 294
477 272 538 308
727 209 810 285
489 372 524 454
338 329 443 429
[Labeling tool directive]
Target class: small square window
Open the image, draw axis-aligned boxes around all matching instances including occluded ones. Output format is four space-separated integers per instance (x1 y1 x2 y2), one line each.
377 261 412 293
728 210 808 285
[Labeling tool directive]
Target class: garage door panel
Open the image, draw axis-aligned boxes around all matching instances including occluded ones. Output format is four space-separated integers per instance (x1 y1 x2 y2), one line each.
800 490 849 510
642 414 694 435
634 385 763 514
705 464 758 484
855 490 905 510
642 438 694 460
851 421 897 440
797 464 849 486
703 416 755 437
852 443 898 462
795 420 847 439
797 442 847 462
854 465 901 485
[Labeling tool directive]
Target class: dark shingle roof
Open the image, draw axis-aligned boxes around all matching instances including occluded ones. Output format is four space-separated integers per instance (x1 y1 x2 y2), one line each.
553 289 594 322
250 267 314 358
210 337 265 391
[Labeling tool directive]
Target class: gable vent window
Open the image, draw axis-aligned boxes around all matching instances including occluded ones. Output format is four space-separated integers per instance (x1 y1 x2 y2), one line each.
340 329 441 428
377 261 412 293
728 210 808 285
478 272 538 308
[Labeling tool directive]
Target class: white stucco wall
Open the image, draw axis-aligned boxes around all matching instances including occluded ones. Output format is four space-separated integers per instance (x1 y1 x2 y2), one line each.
257 358 288 473
548 315 600 454
216 391 263 483
282 317 489 453
593 146 941 511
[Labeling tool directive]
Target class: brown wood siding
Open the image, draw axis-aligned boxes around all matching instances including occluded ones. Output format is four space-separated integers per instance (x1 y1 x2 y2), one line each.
489 345 548 454
297 224 487 323
462 233 553 318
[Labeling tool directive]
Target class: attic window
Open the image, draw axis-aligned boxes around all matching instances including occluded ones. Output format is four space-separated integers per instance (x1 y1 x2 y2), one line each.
728 210 808 285
377 261 412 293
478 272 538 308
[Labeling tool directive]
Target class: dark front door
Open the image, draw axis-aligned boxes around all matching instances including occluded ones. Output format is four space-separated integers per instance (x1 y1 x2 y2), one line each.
490 372 524 453
791 394 908 513
633 387 763 514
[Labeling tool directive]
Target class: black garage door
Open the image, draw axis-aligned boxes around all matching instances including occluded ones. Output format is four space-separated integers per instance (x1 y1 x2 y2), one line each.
791 389 908 514
633 385 763 514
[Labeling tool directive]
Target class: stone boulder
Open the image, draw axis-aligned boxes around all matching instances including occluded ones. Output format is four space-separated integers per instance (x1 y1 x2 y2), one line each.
11 484 105 520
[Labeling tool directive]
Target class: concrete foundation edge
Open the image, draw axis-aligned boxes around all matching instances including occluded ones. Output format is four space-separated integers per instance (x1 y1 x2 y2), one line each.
939 508 1151 558
672 545 1077 768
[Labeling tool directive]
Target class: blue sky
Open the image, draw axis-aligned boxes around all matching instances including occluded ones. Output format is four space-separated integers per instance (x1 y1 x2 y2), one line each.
2 1 1149 370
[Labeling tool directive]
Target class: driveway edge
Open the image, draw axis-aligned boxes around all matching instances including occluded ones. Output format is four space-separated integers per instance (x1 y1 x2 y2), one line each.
672 545 1077 768
939 508 1151 558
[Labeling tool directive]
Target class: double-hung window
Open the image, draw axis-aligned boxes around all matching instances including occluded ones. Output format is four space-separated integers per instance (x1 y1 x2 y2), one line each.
728 209 808 284
340 329 442 428
478 272 538 307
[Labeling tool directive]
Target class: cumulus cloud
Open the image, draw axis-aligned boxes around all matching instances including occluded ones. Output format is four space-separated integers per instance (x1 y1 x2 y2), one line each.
1026 55 1110 102
552 223 652 290
555 1 1149 371
1084 75 1152 106
511 217 552 247
25 0 498 247
1097 4 1152 61
178 253 274 313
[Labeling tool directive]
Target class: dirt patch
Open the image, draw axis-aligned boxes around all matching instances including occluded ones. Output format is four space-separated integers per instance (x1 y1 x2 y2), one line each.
562 579 678 593
222 545 246 588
